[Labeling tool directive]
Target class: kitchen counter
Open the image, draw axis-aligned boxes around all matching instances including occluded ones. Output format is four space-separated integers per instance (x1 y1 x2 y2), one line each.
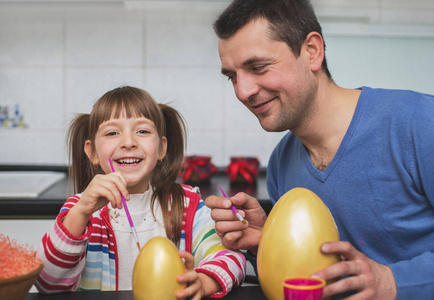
0 165 272 218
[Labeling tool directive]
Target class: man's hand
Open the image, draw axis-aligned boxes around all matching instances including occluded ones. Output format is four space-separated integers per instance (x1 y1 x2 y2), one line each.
205 192 267 254
314 241 397 299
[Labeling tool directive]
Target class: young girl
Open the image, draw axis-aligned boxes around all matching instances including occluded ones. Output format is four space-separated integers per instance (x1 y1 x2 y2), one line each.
35 86 246 299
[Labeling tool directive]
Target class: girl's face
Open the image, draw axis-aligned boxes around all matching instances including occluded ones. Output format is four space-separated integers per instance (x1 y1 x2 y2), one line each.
85 110 167 194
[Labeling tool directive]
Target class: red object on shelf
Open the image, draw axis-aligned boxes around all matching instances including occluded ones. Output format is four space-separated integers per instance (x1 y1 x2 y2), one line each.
226 157 260 185
179 155 218 184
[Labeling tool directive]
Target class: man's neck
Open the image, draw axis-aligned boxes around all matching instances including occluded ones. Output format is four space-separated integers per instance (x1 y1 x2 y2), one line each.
293 83 361 171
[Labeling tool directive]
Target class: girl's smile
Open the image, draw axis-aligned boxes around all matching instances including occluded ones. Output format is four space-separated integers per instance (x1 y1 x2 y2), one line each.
115 158 142 166
113 158 143 169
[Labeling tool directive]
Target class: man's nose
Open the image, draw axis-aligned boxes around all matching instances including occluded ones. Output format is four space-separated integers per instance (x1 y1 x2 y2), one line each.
234 73 260 102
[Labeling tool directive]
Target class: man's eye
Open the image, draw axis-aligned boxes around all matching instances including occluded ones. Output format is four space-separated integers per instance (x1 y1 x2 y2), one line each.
253 65 266 71
226 74 236 83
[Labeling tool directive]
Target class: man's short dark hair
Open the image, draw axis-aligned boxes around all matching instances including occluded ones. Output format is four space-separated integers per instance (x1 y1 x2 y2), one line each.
214 0 331 78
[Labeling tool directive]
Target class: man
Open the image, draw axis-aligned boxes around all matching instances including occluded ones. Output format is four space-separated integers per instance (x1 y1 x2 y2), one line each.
205 0 434 299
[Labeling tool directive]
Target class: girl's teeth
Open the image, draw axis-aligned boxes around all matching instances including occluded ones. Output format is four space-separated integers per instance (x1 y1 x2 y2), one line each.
118 159 140 165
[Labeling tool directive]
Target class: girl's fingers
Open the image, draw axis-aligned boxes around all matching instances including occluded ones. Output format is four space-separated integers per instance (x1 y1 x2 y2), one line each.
177 270 198 284
178 251 194 270
176 274 201 299
105 172 129 201
176 253 201 299
92 176 121 207
102 184 123 209
80 171 132 213
84 174 125 209
98 173 129 206
112 172 130 199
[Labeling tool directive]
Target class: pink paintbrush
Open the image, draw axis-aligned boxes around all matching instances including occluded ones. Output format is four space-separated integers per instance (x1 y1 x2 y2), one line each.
219 186 247 225
109 158 140 250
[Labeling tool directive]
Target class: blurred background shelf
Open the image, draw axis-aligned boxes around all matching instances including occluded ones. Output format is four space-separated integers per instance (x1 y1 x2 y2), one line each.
0 165 271 219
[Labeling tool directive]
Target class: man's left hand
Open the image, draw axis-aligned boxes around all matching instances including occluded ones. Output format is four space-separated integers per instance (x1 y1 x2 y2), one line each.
313 241 397 299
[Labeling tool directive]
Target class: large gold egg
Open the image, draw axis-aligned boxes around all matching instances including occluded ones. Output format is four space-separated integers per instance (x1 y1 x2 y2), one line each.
132 236 186 300
257 188 340 300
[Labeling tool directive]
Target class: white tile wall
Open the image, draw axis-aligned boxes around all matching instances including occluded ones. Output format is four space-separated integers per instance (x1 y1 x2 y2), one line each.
146 67 224 130
312 0 434 24
0 219 53 250
66 68 144 120
0 20 63 66
325 35 434 95
381 0 434 10
0 1 433 168
66 19 143 67
1 130 66 164
143 5 222 67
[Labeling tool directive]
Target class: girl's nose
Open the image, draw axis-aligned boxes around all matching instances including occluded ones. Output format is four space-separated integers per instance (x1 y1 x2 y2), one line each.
234 73 260 102
120 133 137 149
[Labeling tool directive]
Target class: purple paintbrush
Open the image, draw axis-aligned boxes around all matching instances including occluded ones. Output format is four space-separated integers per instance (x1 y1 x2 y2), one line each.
109 158 140 250
219 186 247 224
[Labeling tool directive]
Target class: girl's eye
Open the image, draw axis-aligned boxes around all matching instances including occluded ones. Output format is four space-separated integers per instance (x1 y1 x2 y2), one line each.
106 131 117 136
137 129 150 134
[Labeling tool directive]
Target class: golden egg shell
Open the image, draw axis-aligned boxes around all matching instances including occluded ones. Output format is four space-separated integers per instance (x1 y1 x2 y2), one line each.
132 236 186 300
257 188 340 300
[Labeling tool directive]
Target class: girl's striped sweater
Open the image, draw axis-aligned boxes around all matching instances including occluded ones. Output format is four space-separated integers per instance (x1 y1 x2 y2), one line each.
35 185 246 298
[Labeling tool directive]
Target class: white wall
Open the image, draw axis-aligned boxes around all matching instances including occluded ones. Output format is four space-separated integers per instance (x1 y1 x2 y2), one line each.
0 1 433 167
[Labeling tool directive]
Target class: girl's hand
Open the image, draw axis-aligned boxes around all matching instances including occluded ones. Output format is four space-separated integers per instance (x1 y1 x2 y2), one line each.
176 251 221 299
77 172 129 215
176 251 203 300
63 172 129 236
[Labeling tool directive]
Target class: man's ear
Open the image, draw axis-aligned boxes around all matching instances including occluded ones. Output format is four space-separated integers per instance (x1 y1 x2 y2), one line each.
303 31 325 72
159 136 168 161
84 140 99 165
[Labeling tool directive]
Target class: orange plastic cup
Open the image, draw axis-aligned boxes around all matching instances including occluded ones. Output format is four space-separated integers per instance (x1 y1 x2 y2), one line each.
283 277 326 300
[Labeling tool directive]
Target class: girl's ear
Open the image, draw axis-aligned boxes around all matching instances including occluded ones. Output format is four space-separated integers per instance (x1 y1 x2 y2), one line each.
303 31 324 73
159 136 168 161
84 140 100 165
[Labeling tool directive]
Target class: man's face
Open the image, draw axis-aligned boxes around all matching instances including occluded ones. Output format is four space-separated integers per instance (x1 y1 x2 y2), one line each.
218 18 318 132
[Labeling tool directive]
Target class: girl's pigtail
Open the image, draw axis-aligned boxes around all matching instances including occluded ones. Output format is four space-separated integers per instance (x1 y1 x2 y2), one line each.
67 113 94 194
159 104 186 181
152 104 187 245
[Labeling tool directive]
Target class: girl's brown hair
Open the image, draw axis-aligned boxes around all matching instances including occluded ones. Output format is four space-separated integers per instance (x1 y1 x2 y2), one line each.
67 86 187 245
